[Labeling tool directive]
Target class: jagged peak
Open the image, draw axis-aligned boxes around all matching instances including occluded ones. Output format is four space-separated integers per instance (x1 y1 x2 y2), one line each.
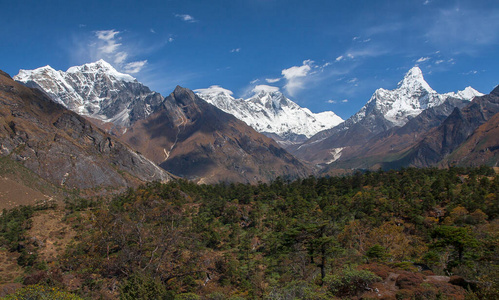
397 66 434 93
14 65 59 82
66 60 136 82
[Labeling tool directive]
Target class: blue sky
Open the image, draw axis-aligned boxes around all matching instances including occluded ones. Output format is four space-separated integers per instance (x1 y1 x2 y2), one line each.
1 0 498 119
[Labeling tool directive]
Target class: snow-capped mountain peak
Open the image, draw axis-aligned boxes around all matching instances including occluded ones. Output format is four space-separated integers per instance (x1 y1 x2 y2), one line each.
347 66 481 130
195 85 343 146
14 60 163 128
445 86 484 100
249 85 290 112
397 66 434 93
66 59 136 82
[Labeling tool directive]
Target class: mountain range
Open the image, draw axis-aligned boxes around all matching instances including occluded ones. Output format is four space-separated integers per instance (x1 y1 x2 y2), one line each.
15 62 310 184
195 85 343 147
290 67 483 168
11 61 499 186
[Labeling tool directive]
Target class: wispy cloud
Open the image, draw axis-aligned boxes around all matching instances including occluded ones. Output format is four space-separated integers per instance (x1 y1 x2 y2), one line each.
266 78 281 83
327 99 349 104
123 60 148 74
230 48 241 53
95 29 121 54
175 14 197 23
416 56 430 63
68 29 153 75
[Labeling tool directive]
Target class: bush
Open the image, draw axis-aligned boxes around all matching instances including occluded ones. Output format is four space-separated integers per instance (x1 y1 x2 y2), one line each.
175 293 201 300
366 244 388 261
2 284 83 299
324 266 381 297
119 273 168 300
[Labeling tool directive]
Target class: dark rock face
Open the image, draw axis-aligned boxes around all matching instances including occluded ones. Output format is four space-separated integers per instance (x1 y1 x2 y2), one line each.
0 70 171 190
122 86 311 184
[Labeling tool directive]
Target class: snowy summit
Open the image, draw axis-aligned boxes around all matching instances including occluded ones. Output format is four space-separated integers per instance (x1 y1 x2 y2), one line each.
196 85 343 146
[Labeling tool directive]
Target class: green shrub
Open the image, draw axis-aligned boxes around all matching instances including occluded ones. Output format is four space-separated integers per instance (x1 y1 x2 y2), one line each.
174 293 201 300
366 244 388 261
2 284 83 299
119 273 168 300
324 266 381 297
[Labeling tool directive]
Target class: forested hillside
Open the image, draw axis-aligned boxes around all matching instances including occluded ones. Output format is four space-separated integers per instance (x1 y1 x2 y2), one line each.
1 167 498 299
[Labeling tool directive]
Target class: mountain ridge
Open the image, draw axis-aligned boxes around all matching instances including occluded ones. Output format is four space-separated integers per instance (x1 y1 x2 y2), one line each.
0 69 172 191
291 67 483 166
195 84 343 147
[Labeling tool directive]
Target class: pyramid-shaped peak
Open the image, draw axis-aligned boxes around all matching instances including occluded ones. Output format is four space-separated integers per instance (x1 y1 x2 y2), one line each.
397 66 434 92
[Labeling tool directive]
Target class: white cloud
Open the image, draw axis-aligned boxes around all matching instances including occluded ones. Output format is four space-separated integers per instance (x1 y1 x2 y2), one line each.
347 78 358 83
435 60 444 64
230 48 241 53
123 60 148 74
423 0 430 5
194 85 234 96
95 30 122 54
462 70 478 75
95 30 120 41
250 79 260 84
335 55 344 62
327 99 348 104
253 85 280 94
416 56 430 63
175 14 197 23
150 28 156 34
114 52 128 64
281 59 314 96
168 37 174 42
266 78 281 83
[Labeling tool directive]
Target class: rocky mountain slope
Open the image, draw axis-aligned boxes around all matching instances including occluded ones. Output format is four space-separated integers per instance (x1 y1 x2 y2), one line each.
195 85 343 147
322 97 471 171
121 86 310 184
0 69 171 190
395 85 499 168
14 60 164 132
291 67 482 167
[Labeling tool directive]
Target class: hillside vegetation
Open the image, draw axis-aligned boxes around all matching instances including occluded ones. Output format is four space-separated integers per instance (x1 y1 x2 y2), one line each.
1 167 498 299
